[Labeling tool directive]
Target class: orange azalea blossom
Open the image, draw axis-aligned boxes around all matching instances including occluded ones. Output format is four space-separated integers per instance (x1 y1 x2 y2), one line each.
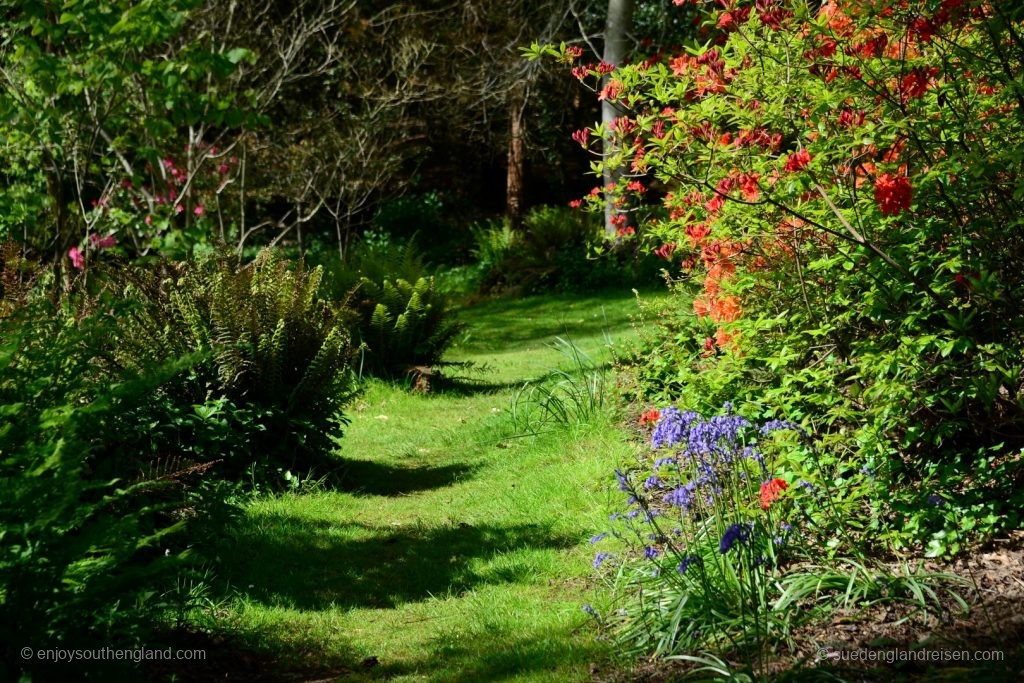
710 295 742 324
638 409 661 426
817 1 854 37
693 294 712 317
760 478 788 510
714 326 737 350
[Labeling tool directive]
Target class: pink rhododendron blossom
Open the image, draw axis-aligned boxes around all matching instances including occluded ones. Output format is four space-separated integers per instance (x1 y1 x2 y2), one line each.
68 246 84 270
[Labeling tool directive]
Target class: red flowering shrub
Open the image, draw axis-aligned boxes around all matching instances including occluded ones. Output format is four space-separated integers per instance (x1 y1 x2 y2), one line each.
533 0 1024 554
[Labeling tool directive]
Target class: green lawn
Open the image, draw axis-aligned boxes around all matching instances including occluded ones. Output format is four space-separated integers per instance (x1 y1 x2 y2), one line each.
201 289 661 681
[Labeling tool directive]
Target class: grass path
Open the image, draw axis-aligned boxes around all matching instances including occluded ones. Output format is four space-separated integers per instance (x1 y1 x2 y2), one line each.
207 291 658 681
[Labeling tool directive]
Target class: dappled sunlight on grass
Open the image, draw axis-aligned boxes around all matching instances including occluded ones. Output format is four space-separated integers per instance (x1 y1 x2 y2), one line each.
202 289 654 680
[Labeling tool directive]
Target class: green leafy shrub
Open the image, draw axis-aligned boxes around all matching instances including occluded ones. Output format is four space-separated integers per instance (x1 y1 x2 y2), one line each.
473 206 664 294
543 0 1024 554
320 233 431 299
0 301 237 679
107 248 358 475
371 192 473 266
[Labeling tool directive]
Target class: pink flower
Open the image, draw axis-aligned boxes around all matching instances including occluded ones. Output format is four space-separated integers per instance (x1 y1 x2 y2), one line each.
68 246 84 270
175 204 184 214
193 205 205 217
571 129 590 147
144 215 153 224
89 233 116 249
218 163 230 175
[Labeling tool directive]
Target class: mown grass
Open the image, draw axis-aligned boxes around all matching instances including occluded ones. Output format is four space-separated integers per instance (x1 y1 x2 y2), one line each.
197 289 661 681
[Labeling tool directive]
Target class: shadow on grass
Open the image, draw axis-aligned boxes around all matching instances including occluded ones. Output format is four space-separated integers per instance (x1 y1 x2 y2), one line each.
377 626 609 682
216 516 576 610
334 459 478 496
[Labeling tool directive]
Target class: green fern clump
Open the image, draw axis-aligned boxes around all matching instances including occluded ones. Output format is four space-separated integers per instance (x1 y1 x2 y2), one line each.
314 235 464 378
107 248 358 475
351 274 464 377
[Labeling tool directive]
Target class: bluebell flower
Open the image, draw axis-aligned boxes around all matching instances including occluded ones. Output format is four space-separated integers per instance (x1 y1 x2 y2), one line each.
589 533 607 545
798 479 815 491
759 419 802 436
719 522 753 554
643 546 659 560
593 552 610 569
626 509 640 519
615 469 630 492
663 482 696 510
651 407 699 449
685 413 751 461
927 494 945 507
582 604 596 615
644 475 663 490
677 555 701 575
653 456 677 469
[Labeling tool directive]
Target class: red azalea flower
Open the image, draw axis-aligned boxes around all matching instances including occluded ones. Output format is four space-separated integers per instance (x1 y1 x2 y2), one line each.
783 149 812 173
760 478 788 509
874 173 912 216
638 409 661 425
654 243 676 261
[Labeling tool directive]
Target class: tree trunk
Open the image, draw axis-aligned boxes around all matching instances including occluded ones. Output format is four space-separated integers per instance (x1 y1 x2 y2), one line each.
602 0 634 235
506 85 526 229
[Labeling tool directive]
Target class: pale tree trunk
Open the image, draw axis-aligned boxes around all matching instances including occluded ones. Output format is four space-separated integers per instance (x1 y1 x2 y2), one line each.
602 0 633 235
506 84 527 228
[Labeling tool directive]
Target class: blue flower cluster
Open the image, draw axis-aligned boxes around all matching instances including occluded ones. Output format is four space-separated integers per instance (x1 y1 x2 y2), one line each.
650 407 699 449
719 522 753 554
592 404 805 582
